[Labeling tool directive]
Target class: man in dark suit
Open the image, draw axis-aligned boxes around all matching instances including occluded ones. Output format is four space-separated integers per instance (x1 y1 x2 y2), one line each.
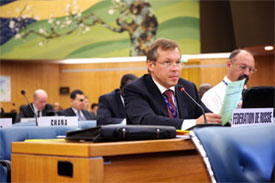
97 74 138 125
124 38 222 130
16 89 54 122
58 89 95 120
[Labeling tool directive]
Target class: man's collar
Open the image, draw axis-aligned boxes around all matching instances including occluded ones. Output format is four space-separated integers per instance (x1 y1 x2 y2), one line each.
32 104 39 113
71 107 79 114
151 77 175 94
224 76 232 83
224 75 247 88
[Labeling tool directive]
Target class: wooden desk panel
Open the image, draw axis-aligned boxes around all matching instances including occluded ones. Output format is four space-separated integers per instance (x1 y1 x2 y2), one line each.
103 151 208 182
12 154 103 182
11 138 210 182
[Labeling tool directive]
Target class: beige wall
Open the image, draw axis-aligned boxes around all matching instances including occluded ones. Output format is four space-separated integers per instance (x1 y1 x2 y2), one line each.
1 55 274 112
0 62 60 113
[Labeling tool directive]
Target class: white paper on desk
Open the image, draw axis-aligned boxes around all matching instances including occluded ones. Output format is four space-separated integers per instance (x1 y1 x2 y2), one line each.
0 118 12 128
220 79 245 125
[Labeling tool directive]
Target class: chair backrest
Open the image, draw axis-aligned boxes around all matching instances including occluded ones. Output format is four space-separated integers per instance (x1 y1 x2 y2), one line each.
191 125 275 182
0 126 79 182
0 126 79 160
242 86 275 116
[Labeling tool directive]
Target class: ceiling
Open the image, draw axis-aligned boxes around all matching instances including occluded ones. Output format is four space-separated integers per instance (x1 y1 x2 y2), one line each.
200 0 274 54
244 45 274 56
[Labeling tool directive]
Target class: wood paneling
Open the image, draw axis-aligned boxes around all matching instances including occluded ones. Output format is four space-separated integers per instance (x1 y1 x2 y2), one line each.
199 58 228 86
248 55 275 87
1 54 273 112
59 62 148 108
0 61 60 112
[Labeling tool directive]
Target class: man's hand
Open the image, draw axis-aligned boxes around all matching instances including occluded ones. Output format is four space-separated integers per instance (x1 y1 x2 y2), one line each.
196 113 222 124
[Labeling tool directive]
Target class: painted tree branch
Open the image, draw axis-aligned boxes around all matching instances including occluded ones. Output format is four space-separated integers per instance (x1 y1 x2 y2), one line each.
11 0 158 56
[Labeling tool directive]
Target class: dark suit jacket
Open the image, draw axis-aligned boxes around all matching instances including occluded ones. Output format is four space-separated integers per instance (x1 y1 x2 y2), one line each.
123 74 211 129
58 107 96 120
97 89 126 125
16 103 54 122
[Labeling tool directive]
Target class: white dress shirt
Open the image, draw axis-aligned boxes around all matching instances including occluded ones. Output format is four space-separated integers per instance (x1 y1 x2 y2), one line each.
33 104 42 117
202 76 231 114
152 78 196 130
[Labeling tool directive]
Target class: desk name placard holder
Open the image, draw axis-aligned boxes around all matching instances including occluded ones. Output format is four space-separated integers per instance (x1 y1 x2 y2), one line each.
0 118 12 128
37 116 78 127
231 108 274 127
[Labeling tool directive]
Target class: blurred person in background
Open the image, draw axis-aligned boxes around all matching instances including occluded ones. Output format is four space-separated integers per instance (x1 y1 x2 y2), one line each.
58 89 96 120
97 73 138 125
16 89 53 122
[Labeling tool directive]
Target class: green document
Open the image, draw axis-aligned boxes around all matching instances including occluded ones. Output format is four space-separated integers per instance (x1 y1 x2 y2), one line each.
220 79 245 125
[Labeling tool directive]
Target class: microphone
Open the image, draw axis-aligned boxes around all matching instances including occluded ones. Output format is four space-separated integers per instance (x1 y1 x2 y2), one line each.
21 90 38 126
178 85 207 124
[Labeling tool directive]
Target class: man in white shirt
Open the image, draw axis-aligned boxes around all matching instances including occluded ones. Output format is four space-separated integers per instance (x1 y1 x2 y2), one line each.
202 49 256 113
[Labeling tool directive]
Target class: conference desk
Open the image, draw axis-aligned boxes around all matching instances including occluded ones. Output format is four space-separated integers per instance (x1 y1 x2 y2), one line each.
11 138 210 182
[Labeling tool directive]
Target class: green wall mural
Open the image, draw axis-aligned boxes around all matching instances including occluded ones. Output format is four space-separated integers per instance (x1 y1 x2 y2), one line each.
0 0 200 60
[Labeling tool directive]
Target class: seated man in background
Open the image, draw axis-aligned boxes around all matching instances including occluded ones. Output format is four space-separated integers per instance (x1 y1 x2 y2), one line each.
124 38 222 130
83 96 96 120
53 102 62 112
16 89 53 122
97 73 138 125
202 49 256 113
198 83 212 99
90 103 98 117
58 89 95 121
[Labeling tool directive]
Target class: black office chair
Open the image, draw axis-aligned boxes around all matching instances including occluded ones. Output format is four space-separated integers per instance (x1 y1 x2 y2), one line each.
190 125 275 182
242 86 275 116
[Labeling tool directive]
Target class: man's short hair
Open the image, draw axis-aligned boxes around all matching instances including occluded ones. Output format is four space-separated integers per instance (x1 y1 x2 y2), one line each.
120 74 138 91
229 49 253 60
70 89 84 99
91 103 98 109
147 38 181 62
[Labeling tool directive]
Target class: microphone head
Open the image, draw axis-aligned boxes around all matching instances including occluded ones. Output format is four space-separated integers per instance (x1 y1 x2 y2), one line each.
178 84 185 92
21 90 26 95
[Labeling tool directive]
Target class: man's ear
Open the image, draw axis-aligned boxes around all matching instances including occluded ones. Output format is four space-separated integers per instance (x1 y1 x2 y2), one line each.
226 59 232 69
147 60 154 72
70 98 74 104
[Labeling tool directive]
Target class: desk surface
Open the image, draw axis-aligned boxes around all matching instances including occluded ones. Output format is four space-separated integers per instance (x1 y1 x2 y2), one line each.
12 137 195 157
12 138 210 182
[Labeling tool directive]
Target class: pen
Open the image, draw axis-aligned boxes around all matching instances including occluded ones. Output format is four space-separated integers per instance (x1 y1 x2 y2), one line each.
176 130 189 133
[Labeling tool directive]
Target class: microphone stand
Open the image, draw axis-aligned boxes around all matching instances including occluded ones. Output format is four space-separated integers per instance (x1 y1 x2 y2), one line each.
21 91 38 126
179 86 207 124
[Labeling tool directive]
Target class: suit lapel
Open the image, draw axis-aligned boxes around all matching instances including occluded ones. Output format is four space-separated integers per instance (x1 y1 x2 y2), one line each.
69 108 76 116
82 110 90 120
145 75 169 117
175 84 189 119
115 90 127 118
41 104 47 116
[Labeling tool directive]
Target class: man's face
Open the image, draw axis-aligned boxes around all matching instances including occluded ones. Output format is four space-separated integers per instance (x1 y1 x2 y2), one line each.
148 47 182 88
83 98 90 110
71 94 85 111
227 51 255 84
33 95 47 111
91 106 98 113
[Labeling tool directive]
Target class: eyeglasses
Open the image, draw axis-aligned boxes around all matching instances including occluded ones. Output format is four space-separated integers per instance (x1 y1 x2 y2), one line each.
232 63 257 73
156 61 182 68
